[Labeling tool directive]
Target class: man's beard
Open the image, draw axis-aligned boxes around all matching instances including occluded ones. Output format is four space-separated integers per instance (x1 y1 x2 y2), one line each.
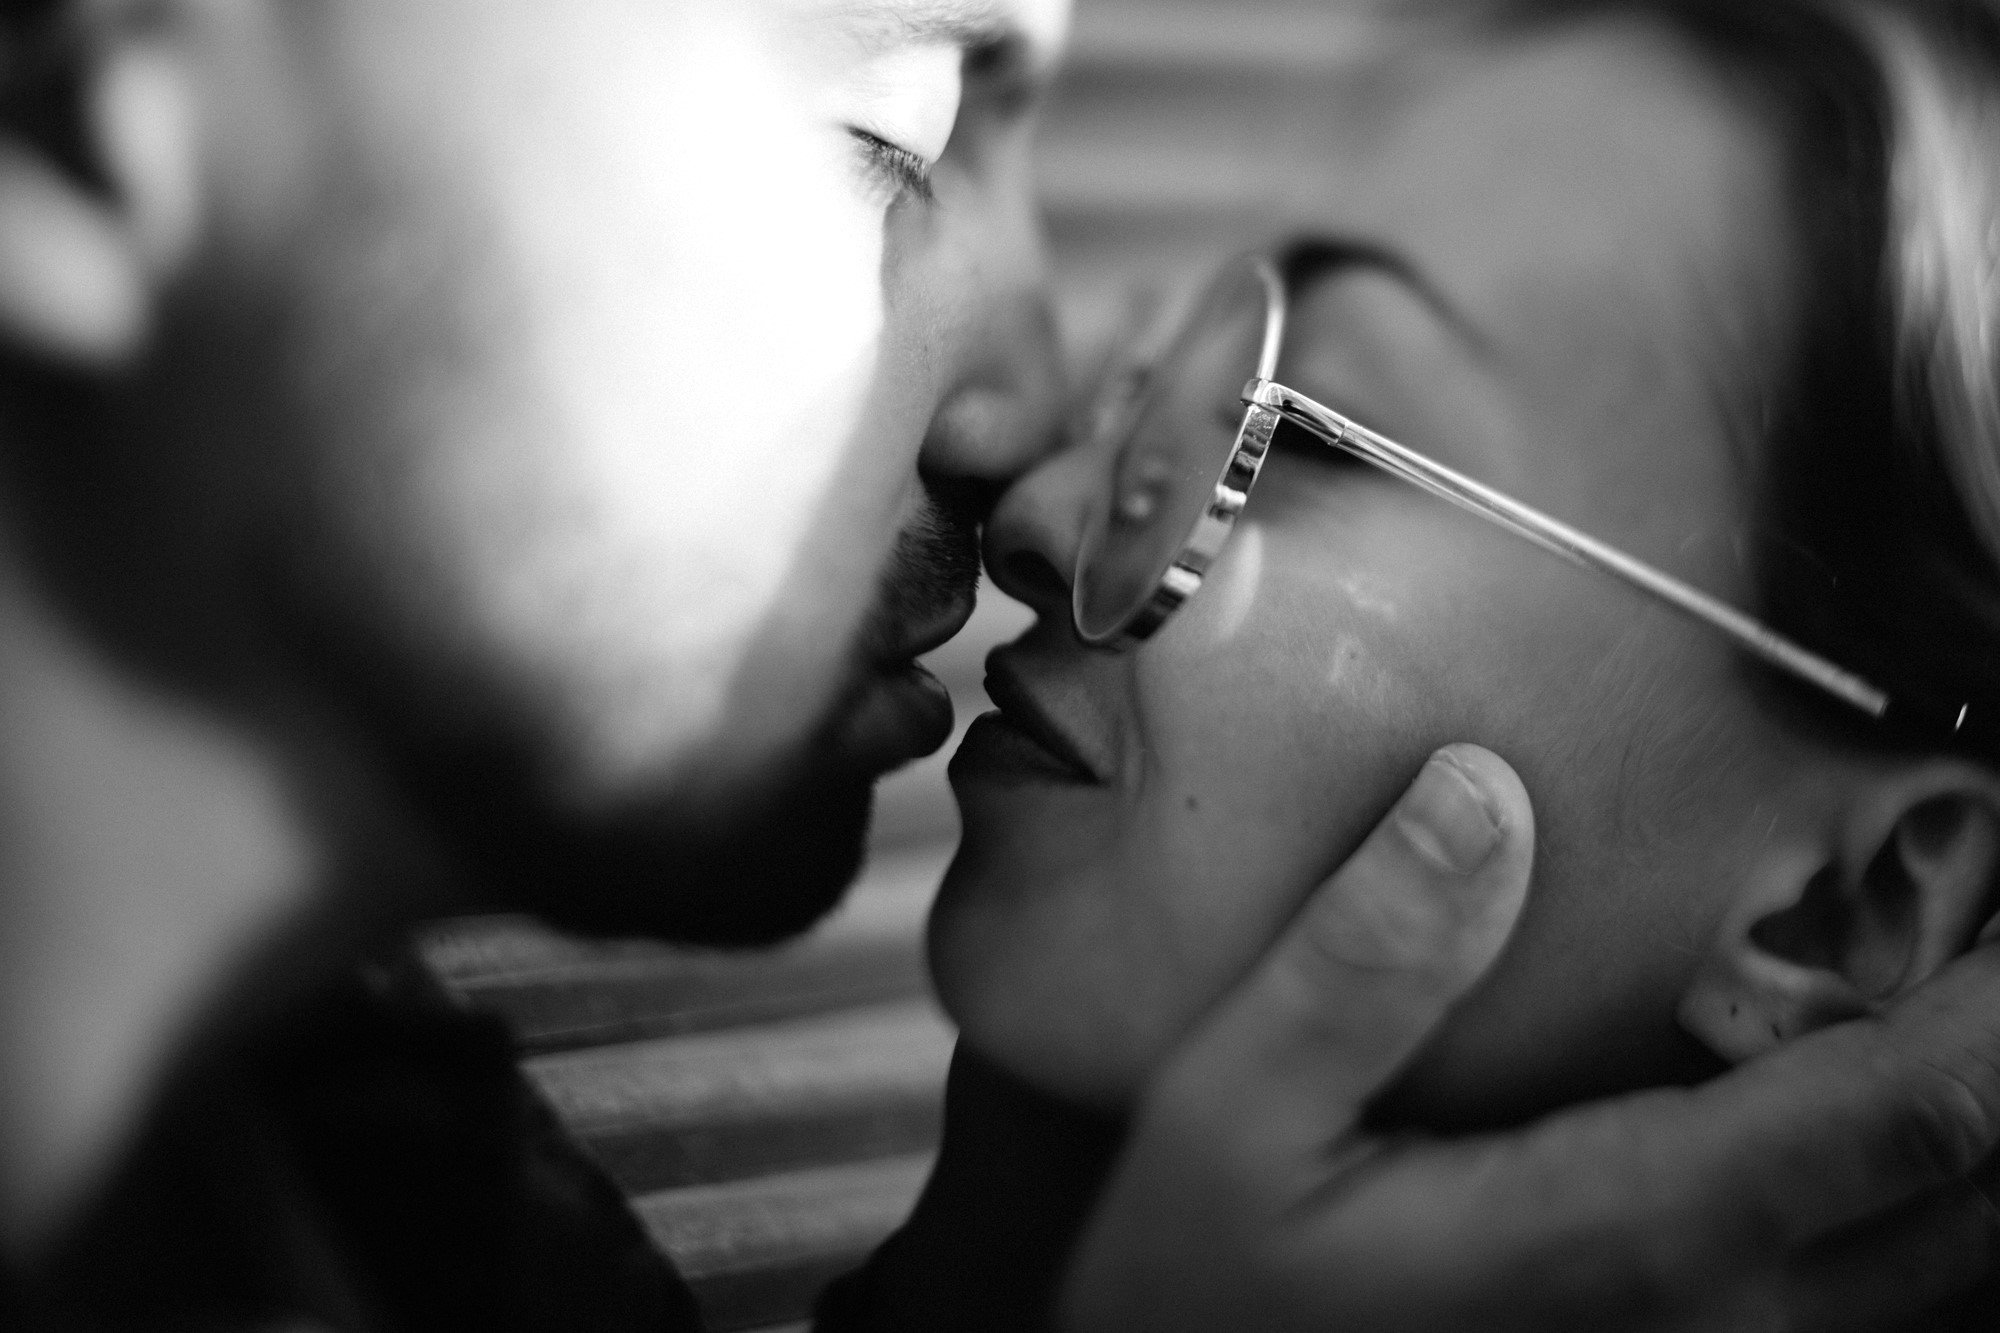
421 745 880 948
321 481 984 949
852 476 985 668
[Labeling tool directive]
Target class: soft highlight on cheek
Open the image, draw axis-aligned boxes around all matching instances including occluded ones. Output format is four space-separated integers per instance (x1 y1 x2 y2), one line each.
1315 572 1413 708
1188 520 1267 649
521 23 888 793
334 4 892 796
1325 568 1404 626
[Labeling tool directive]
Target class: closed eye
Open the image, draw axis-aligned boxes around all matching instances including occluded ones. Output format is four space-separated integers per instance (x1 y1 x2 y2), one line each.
849 128 936 205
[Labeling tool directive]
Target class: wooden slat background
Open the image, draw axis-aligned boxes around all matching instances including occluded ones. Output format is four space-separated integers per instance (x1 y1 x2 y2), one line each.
419 6 1394 1328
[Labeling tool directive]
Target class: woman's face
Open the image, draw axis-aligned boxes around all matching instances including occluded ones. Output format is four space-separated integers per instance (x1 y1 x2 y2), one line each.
933 15 1825 1123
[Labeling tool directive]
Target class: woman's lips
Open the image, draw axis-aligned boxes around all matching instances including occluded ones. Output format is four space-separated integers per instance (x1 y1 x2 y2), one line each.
952 711 1098 786
954 660 1103 786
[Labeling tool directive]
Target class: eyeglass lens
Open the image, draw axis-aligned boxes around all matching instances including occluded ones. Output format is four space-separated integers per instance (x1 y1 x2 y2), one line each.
1073 259 1274 643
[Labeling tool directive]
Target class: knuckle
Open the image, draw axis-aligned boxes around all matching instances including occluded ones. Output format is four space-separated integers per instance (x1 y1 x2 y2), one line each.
1301 876 1434 971
1284 870 1464 995
1885 1055 2000 1184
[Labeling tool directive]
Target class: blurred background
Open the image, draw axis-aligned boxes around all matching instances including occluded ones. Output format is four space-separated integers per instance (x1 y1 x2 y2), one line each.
418 5 1398 1328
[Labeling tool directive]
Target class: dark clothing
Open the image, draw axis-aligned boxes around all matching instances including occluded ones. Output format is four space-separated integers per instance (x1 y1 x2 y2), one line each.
816 1052 2000 1333
814 1048 1121 1333
18 952 700 1333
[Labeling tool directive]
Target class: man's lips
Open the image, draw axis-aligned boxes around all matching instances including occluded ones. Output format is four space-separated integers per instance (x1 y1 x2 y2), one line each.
832 661 955 775
883 588 978 664
832 590 979 777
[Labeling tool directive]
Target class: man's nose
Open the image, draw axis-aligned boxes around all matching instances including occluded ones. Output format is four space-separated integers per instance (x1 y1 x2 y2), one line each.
918 268 1068 522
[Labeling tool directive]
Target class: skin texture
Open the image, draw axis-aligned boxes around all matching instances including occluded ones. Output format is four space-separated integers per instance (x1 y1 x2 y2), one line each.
9 6 2000 1326
0 0 1074 1252
932 15 1851 1123
5 0 1071 938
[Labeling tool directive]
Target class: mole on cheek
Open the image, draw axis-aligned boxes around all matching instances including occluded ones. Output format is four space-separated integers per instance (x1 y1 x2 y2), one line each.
1323 638 1363 691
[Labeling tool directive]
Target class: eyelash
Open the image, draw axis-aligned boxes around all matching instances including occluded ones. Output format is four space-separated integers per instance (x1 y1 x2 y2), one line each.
849 128 936 205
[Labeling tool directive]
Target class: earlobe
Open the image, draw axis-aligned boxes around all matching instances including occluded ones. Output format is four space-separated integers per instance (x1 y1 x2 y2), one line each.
1679 860 1873 1063
1679 768 2000 1064
0 32 199 367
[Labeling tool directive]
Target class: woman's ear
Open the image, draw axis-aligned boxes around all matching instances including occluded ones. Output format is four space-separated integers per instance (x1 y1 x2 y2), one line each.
0 6 200 367
1679 760 2000 1063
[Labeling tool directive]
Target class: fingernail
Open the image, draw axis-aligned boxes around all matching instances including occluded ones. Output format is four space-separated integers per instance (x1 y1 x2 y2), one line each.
1395 750 1504 874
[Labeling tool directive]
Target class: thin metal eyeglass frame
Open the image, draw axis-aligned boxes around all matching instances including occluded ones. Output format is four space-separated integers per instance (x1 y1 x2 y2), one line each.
1073 253 1893 724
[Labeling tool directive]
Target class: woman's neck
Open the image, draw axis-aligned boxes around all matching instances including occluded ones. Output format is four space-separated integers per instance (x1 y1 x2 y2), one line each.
836 1046 1125 1332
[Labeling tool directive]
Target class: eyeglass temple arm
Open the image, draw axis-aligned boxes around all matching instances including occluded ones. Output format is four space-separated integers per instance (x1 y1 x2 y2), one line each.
1245 378 1893 721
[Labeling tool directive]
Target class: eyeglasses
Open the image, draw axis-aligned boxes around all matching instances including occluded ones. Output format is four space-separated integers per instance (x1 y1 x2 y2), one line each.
1070 249 1981 748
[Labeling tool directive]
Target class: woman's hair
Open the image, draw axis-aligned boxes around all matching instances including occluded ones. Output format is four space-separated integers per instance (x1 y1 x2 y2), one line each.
1749 0 2000 763
1473 0 2000 760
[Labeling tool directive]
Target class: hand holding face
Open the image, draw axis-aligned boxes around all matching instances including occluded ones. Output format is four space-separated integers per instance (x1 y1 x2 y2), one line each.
1059 745 2000 1331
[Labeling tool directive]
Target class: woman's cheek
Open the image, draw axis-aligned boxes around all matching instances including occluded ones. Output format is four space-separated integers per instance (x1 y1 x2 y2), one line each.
1119 522 1453 1061
1146 508 1450 785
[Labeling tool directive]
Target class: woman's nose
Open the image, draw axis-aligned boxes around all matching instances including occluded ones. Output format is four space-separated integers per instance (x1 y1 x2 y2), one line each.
983 433 1102 623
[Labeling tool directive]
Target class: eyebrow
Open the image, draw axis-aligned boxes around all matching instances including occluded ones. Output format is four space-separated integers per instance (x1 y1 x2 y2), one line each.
1280 235 1494 359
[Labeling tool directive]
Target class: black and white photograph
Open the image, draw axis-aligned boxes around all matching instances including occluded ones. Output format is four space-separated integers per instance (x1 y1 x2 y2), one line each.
3 2 1999 1329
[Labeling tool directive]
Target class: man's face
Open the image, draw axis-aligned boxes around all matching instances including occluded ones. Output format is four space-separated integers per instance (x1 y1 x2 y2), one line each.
27 0 1069 939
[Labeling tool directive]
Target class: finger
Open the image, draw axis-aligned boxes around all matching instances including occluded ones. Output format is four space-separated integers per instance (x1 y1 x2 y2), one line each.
1675 942 2000 1246
1059 747 1535 1333
1770 1165 2000 1333
1158 744 1534 1162
1420 946 2000 1309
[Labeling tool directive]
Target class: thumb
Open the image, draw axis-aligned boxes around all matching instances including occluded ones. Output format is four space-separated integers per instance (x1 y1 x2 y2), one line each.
1157 745 1534 1159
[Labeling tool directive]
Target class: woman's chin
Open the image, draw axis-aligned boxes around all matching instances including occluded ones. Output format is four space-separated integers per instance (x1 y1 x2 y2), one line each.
928 848 1164 1115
